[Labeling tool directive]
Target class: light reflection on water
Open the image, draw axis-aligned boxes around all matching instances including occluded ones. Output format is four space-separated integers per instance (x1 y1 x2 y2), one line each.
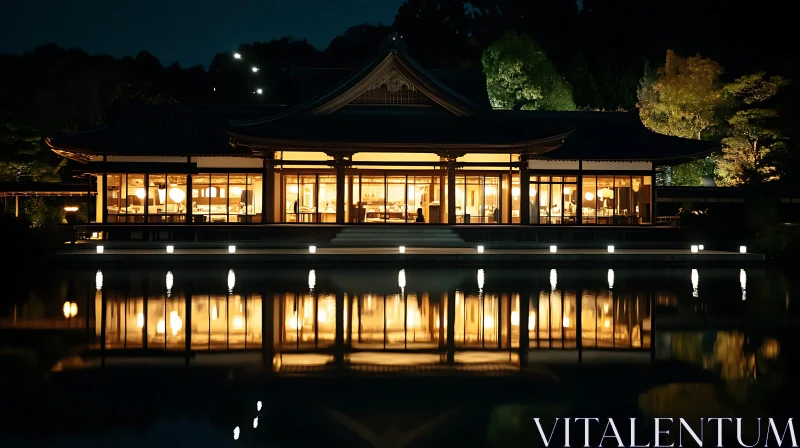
0 267 792 363
0 266 794 447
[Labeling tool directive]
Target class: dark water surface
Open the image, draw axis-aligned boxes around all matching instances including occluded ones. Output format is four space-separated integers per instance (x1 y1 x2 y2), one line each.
0 265 797 447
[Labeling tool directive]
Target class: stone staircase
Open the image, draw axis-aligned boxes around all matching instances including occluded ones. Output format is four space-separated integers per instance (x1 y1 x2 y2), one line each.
330 226 465 247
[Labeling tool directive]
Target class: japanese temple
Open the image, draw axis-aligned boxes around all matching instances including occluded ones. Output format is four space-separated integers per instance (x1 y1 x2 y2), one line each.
46 35 712 232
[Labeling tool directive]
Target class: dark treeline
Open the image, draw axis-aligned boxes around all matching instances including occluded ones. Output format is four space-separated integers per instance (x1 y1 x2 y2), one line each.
1 0 798 184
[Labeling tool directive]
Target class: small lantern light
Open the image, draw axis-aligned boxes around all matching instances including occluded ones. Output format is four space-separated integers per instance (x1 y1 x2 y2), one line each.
477 245 484 253
690 245 698 253
228 245 236 253
607 245 615 253
740 246 747 253
96 245 104 254
550 245 557 253
698 244 705 251
166 245 174 253
309 246 317 253
399 246 406 253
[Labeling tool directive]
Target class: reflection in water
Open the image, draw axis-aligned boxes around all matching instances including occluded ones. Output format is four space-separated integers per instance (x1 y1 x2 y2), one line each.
740 269 747 301
5 267 790 368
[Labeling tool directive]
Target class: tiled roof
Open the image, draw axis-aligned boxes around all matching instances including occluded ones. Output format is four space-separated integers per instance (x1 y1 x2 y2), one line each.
48 105 286 156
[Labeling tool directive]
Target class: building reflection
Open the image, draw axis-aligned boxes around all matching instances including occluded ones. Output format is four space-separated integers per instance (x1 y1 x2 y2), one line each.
93 268 660 365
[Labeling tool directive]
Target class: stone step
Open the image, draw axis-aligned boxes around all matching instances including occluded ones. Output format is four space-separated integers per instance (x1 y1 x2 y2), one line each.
331 226 465 245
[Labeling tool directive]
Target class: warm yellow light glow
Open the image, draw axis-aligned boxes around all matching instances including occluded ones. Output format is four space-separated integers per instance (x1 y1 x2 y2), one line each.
603 303 610 314
529 312 535 329
604 318 611 328
135 188 146 199
511 311 519 326
62 301 77 318
156 319 166 334
483 315 494 329
511 187 520 197
585 192 594 201
231 187 243 196
563 316 571 328
563 187 571 195
211 305 218 320
289 185 299 194
137 312 144 328
318 309 327 323
169 310 182 335
484 185 495 195
168 187 185 204
233 315 244 330
204 187 217 198
63 206 79 212
287 313 302 330
530 186 536 197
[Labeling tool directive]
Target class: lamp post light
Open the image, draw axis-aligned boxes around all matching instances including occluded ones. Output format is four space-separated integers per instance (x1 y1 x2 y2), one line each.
477 245 484 253
607 245 615 253
550 245 557 253
233 53 241 59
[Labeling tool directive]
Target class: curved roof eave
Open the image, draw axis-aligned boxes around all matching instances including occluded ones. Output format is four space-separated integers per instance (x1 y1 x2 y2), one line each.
229 131 572 154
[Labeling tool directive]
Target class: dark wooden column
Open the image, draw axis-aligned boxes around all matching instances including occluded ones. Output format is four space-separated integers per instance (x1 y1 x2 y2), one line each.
520 157 531 225
262 292 276 366
262 157 275 223
185 166 192 224
334 291 345 366
446 158 457 224
184 278 192 367
446 292 456 364
519 292 530 367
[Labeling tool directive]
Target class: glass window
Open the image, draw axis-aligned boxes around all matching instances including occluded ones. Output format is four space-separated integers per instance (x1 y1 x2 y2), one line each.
581 176 597 224
148 174 166 223
317 175 336 223
106 174 122 223
597 176 615 224
361 176 386 223
190 174 210 223
386 176 406 223
510 174 520 223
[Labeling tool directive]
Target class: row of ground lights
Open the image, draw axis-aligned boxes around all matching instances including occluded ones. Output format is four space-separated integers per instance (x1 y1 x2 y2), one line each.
94 245 748 254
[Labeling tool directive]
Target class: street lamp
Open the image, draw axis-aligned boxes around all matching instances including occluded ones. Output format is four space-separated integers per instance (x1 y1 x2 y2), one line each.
233 53 241 59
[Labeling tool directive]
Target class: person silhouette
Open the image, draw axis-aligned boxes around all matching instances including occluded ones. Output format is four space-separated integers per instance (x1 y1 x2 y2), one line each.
415 207 425 223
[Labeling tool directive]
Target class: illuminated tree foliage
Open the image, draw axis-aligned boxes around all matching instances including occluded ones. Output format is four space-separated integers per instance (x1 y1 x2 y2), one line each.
638 50 726 185
482 30 576 111
716 72 790 186
638 50 726 140
0 118 59 182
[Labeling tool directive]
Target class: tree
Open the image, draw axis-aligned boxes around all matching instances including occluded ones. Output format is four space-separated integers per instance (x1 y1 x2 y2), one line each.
481 30 576 111
638 51 726 186
0 118 59 182
716 72 790 185
564 51 602 109
638 50 726 140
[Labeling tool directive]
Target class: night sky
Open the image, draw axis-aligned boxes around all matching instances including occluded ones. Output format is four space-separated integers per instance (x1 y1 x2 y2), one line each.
0 0 405 68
